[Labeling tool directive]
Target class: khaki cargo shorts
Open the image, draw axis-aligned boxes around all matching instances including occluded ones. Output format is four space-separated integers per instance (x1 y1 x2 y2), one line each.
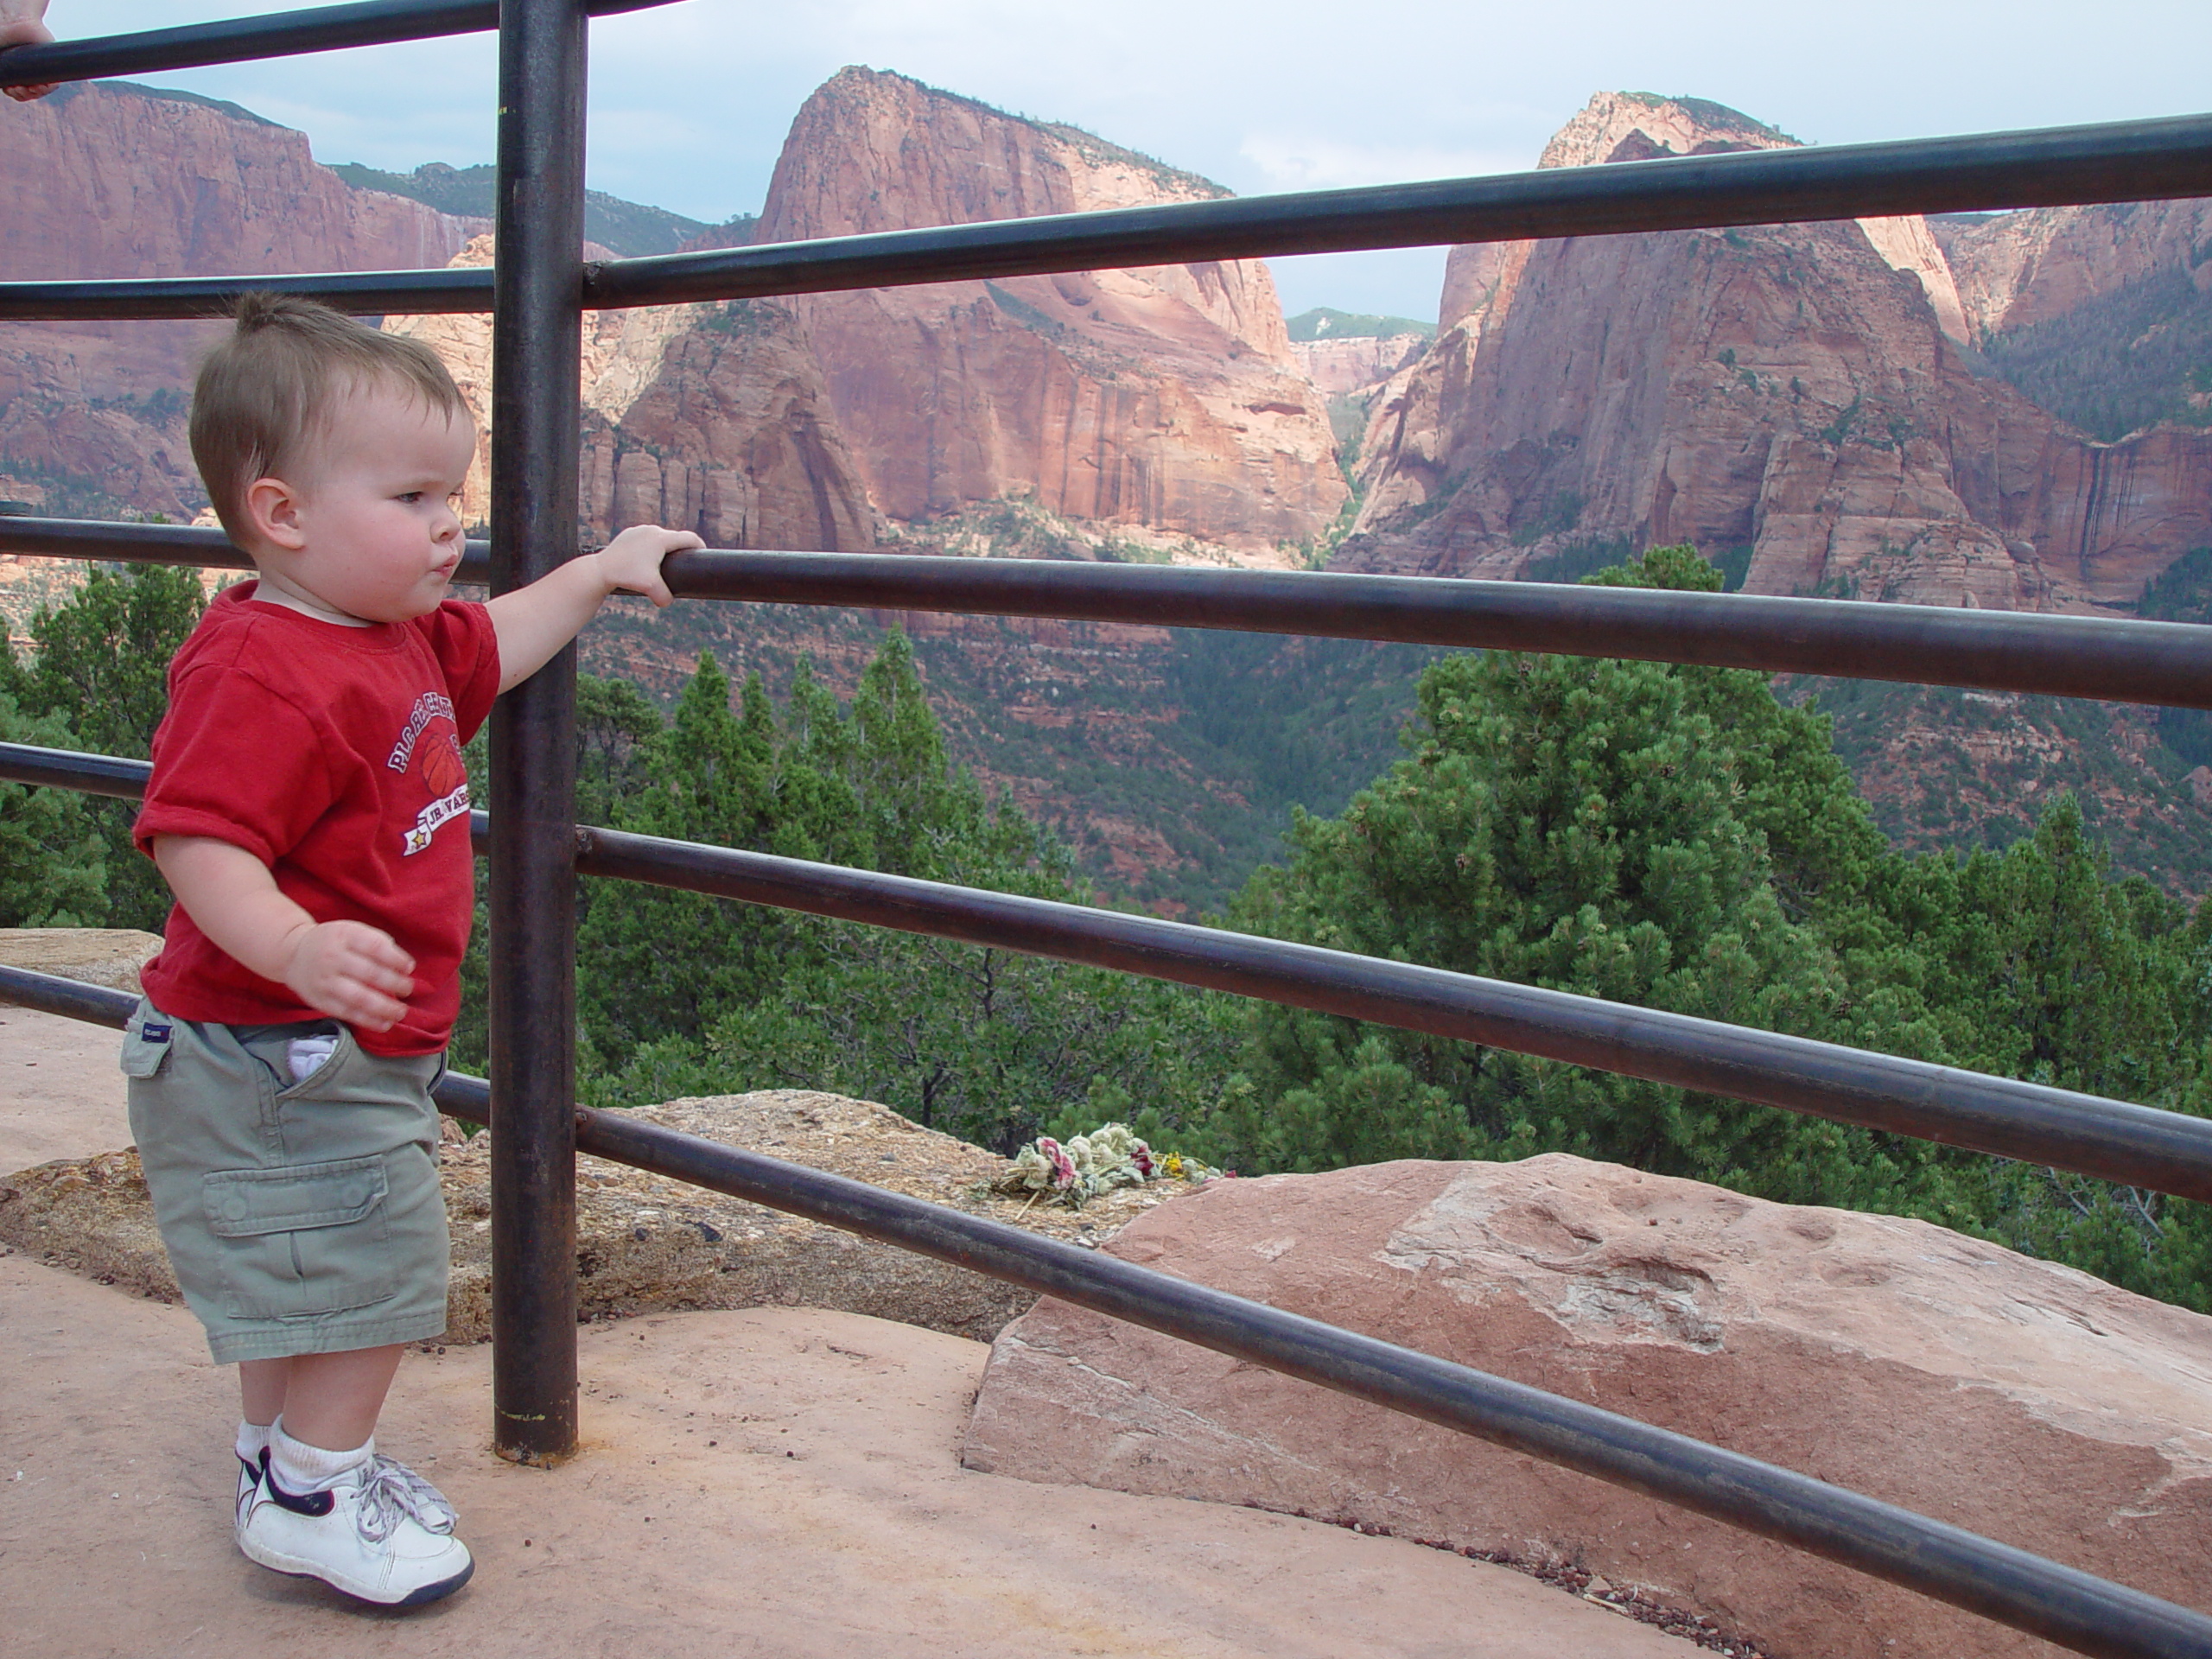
122 1000 450 1363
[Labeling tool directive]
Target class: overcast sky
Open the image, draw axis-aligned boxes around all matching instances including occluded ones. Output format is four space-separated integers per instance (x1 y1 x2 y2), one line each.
54 0 2212 321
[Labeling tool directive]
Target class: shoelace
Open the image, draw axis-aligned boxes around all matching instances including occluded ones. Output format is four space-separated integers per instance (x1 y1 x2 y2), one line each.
353 1456 459 1542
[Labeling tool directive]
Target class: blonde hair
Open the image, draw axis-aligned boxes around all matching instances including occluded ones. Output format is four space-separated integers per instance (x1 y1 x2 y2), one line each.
189 292 466 543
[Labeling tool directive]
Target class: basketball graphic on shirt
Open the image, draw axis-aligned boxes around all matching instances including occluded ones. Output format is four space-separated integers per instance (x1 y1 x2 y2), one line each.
420 731 467 798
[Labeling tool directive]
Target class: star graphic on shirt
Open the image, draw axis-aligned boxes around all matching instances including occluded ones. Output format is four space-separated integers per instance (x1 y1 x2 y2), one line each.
404 824 434 855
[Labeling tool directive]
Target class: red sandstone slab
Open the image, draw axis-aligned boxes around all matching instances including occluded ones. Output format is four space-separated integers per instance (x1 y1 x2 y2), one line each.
964 1154 2212 1659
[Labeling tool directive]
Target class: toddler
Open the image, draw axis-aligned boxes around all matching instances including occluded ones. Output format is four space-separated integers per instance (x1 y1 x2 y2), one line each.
124 292 699 1605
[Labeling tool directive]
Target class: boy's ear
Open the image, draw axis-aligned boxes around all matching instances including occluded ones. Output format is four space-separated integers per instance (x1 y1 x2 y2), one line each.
243 476 308 552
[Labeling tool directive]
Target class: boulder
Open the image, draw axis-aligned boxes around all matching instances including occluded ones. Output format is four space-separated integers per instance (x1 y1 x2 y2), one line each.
0 927 162 994
962 1153 2212 1659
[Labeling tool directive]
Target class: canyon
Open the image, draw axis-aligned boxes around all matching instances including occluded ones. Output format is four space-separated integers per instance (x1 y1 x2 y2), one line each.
3 74 2209 898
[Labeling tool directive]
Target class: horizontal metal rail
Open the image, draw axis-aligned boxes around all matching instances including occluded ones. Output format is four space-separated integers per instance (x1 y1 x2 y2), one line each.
10 741 2206 1200
0 0 676 89
7 521 2211 709
0 741 158 802
5 111 2208 321
592 111 2212 310
652 549 2212 709
0 265 494 320
0 518 489 582
3 957 2205 1659
571 821 2212 1202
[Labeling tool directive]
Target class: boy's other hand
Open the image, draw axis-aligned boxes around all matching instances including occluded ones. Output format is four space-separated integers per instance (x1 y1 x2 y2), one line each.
593 524 702 609
282 919 417 1032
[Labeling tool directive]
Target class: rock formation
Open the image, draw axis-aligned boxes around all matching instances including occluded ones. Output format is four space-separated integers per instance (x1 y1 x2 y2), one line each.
965 1152 2212 1659
0 81 481 289
384 238 879 550
1344 92 2212 613
1942 197 2212 338
0 79 483 518
755 68 1346 563
1288 334 1427 397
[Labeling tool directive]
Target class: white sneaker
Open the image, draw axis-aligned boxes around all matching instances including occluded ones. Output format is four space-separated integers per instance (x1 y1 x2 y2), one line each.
238 1449 474 1606
235 1454 260 1536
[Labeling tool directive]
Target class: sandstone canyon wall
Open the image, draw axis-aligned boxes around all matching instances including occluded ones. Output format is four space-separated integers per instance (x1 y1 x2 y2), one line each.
0 80 482 519
1344 92 2212 613
1942 196 2212 338
1288 334 1427 397
385 238 878 552
755 68 1346 563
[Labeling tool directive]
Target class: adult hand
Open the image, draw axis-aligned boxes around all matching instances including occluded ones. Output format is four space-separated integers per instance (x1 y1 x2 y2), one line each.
0 0 58 101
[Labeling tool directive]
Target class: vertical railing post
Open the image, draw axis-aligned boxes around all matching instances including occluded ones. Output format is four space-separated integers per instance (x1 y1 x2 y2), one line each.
486 0 586 1464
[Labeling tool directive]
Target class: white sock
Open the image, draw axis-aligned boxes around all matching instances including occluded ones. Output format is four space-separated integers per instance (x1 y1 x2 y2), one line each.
235 1421 273 1466
269 1420 373 1495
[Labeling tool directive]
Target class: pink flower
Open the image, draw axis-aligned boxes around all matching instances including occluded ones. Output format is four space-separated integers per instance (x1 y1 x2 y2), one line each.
1036 1136 1077 1188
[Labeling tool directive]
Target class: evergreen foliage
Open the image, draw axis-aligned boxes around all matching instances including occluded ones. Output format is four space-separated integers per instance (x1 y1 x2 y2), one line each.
325 161 736 258
2 563 207 930
1106 546 2212 1308
2136 546 2212 770
1200 547 1958 1209
0 686 106 925
1286 308 1437 342
570 632 1238 1152
1980 267 2212 442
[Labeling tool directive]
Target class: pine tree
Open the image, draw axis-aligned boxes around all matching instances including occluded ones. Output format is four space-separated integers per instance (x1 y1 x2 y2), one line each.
9 563 208 929
1210 547 1953 1210
575 651 804 1059
0 689 106 926
575 631 1235 1152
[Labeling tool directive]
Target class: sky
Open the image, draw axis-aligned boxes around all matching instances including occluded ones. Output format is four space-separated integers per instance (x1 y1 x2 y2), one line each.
48 0 2212 321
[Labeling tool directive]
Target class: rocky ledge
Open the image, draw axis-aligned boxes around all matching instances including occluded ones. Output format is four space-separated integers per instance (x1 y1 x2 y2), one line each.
0 1089 1192 1344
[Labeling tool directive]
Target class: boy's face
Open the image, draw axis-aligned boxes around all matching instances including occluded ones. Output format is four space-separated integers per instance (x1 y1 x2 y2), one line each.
246 380 476 626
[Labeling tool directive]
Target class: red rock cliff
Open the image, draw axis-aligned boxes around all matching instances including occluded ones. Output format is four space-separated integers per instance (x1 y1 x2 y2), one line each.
1942 197 2212 337
385 238 879 552
756 67 1346 563
0 79 480 518
1344 92 2212 613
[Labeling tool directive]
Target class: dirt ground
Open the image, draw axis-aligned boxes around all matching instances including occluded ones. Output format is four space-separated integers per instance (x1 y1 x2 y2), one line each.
0 987 1694 1656
0 1004 132 1172
1 1258 1696 1659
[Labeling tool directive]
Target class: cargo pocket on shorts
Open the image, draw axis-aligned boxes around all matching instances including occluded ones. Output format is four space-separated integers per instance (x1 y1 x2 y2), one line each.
203 1155 397 1319
118 1011 175 1078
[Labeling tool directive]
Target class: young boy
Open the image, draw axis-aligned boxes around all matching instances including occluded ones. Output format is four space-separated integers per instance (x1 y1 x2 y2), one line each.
122 292 701 1606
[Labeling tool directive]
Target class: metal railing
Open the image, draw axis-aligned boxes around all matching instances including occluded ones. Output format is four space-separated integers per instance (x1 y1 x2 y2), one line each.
6 6 2212 1655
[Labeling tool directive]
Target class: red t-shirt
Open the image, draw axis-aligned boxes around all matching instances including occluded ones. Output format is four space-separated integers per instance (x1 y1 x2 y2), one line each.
135 585 501 1056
